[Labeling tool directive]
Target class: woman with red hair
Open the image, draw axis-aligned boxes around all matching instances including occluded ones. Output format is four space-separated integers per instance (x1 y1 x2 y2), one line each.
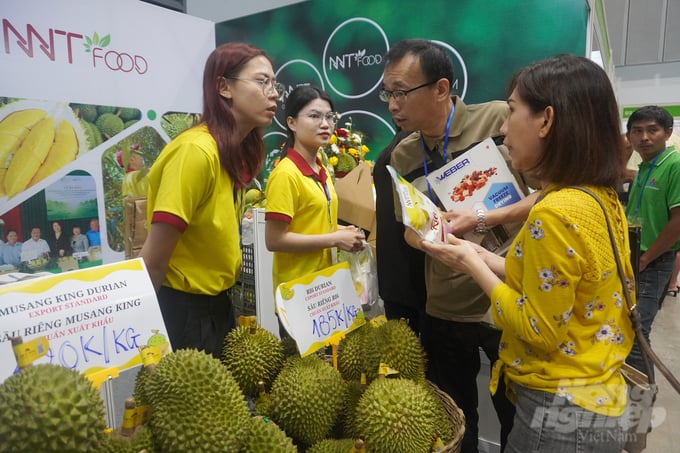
140 42 283 357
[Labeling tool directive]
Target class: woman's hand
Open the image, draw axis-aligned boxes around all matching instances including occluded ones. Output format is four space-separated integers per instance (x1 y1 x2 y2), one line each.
334 225 365 252
420 233 482 274
421 233 504 297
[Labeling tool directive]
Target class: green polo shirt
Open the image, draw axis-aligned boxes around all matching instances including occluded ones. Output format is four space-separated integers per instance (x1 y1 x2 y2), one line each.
625 145 680 251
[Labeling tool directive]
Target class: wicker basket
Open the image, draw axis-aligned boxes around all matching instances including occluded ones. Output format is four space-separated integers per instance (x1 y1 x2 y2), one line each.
429 380 465 453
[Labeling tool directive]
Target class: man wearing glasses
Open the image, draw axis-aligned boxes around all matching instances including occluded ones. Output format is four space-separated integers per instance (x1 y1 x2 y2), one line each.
373 39 530 453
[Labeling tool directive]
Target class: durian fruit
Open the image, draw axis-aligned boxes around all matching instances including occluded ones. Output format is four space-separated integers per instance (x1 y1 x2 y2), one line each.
95 112 124 139
336 151 358 173
145 349 250 453
119 107 141 122
253 380 272 417
338 325 369 381
161 112 200 139
71 103 98 123
362 319 427 383
280 334 300 358
239 416 297 453
335 379 366 439
307 438 357 453
270 355 347 449
221 325 284 397
79 118 103 149
0 363 107 453
99 425 155 453
354 378 440 453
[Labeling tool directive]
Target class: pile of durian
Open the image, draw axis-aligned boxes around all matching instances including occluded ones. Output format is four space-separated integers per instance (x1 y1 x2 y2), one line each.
0 319 461 453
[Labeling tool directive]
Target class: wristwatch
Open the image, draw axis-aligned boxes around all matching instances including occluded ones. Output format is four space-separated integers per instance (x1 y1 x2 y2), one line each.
474 209 489 234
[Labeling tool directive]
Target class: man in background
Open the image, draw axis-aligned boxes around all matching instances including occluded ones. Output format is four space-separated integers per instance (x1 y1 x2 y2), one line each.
20 226 50 262
624 105 680 377
86 218 101 247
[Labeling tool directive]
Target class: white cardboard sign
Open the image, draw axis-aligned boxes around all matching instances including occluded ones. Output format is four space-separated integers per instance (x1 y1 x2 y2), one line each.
0 258 168 382
275 261 365 356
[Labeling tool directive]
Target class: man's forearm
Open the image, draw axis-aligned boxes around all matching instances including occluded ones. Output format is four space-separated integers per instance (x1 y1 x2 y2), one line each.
485 190 539 226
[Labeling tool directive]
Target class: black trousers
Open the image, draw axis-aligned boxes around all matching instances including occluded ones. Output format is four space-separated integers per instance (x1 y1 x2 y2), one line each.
426 316 515 453
157 286 234 359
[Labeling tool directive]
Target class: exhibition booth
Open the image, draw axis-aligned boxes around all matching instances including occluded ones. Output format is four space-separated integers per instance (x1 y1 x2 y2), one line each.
0 1 617 451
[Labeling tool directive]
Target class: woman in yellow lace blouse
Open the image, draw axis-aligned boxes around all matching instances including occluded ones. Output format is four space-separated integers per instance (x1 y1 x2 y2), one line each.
421 55 635 452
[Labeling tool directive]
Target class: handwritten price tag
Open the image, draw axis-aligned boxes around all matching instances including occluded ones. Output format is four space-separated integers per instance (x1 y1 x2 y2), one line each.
275 262 365 357
0 258 169 383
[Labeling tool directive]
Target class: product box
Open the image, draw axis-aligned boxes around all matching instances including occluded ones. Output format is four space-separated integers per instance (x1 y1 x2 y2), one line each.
124 196 148 259
334 162 377 241
426 137 524 212
426 137 525 251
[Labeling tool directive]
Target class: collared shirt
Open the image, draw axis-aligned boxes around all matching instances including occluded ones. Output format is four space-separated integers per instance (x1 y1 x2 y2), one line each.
0 242 22 265
20 238 50 262
625 145 680 251
265 148 338 291
146 124 242 295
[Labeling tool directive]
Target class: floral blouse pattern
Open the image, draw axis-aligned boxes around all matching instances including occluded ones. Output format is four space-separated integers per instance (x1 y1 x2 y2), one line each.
490 185 635 416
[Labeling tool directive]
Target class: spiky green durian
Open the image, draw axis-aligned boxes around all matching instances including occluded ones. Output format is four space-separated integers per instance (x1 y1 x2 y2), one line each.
145 349 250 453
253 380 272 417
336 152 357 173
79 118 102 149
97 105 118 116
270 355 346 448
95 112 124 139
72 103 98 123
363 318 427 383
335 379 366 439
161 112 200 139
221 325 285 397
119 107 141 122
280 335 300 358
239 416 297 453
338 324 370 381
99 425 155 453
307 438 357 453
0 364 107 453
354 378 441 453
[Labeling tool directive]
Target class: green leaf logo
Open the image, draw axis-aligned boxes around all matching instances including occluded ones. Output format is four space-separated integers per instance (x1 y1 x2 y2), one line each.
83 32 111 52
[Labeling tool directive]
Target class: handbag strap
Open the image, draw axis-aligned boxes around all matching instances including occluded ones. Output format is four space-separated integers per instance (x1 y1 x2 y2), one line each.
568 186 680 394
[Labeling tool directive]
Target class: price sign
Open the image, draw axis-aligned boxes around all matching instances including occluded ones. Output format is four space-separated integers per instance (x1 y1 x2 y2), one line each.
0 258 169 382
275 261 365 357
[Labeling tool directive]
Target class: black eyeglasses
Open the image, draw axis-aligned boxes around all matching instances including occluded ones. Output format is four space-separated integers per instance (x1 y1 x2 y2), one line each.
226 76 285 99
378 80 437 103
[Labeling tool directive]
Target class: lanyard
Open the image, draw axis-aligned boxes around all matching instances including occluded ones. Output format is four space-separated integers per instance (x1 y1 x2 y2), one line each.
631 152 660 218
421 105 455 201
312 173 332 231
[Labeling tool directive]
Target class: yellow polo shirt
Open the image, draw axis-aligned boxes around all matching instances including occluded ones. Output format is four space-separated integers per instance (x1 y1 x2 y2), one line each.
146 124 242 295
265 148 338 291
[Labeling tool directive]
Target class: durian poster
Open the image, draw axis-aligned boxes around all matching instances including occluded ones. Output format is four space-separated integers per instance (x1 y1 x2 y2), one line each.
276 261 365 357
0 0 214 269
0 258 169 383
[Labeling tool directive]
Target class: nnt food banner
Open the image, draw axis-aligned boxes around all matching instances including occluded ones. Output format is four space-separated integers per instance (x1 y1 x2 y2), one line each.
215 0 589 184
0 0 215 272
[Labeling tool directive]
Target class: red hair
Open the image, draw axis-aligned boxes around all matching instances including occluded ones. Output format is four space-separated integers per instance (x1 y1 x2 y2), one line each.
201 42 271 187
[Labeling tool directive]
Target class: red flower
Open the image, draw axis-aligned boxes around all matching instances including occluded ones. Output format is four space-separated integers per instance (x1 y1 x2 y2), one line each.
335 128 349 138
